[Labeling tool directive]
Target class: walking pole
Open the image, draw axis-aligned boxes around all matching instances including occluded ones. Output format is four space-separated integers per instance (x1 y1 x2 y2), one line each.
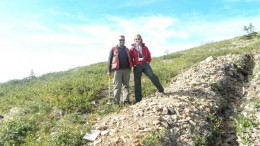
108 75 111 98
107 74 112 104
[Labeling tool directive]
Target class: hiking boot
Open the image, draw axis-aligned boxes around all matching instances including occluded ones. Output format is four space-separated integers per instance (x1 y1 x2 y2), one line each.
156 91 166 97
123 101 131 106
113 101 120 105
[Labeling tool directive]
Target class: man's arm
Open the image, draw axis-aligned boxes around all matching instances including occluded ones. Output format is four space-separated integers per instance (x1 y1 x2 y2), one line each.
107 49 113 74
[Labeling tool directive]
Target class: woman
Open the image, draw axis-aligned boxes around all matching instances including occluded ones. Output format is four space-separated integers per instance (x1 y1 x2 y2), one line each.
130 34 164 102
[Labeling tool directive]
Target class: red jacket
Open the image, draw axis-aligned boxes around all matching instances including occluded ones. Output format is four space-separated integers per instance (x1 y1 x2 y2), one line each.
111 46 132 71
130 43 151 65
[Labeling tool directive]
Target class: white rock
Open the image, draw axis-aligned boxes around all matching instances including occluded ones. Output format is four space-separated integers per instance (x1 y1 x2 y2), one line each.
101 130 109 135
94 139 102 145
83 130 101 141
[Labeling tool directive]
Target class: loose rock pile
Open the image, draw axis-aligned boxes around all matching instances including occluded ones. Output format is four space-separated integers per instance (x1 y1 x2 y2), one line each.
85 53 259 146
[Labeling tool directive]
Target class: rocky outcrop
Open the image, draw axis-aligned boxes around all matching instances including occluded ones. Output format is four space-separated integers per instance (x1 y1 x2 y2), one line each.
86 53 259 146
0 107 21 123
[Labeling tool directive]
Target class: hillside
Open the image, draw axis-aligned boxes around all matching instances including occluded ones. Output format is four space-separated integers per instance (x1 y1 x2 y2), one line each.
0 33 260 145
85 52 259 145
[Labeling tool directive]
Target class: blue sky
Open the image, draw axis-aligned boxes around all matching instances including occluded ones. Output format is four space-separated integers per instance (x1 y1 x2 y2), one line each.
0 0 260 83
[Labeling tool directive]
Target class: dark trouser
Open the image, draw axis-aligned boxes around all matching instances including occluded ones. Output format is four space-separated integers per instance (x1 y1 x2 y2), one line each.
133 63 164 102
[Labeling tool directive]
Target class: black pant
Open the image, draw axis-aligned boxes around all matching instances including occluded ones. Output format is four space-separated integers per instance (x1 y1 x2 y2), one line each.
133 63 164 102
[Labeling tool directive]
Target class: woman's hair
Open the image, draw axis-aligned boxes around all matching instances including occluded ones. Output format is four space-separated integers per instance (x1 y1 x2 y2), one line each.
134 34 143 43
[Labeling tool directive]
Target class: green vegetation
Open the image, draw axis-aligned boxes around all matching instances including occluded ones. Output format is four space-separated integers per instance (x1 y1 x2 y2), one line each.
231 112 257 145
255 101 260 109
0 33 260 145
141 130 166 146
206 112 222 145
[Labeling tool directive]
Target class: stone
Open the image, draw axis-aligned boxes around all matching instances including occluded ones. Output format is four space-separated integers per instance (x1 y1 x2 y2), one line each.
94 139 102 145
96 125 108 130
83 130 101 141
101 130 109 135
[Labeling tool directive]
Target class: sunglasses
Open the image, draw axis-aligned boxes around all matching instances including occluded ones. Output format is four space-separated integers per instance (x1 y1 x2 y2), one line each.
119 39 125 41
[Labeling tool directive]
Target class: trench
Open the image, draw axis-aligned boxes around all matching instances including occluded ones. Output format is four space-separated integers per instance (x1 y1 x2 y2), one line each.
209 54 255 145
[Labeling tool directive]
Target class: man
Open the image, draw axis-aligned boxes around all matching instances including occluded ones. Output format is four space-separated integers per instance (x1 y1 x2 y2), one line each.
108 35 132 105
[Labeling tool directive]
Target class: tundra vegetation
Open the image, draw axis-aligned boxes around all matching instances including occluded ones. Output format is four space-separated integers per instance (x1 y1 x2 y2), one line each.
0 32 259 145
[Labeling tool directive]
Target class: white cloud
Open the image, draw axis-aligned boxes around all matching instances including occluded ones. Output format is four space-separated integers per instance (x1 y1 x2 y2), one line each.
1 14 260 83
28 21 52 32
186 16 260 41
106 15 186 56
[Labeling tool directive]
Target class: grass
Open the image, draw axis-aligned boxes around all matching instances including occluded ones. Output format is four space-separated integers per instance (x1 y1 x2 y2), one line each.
141 130 166 146
0 34 259 144
231 112 257 145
